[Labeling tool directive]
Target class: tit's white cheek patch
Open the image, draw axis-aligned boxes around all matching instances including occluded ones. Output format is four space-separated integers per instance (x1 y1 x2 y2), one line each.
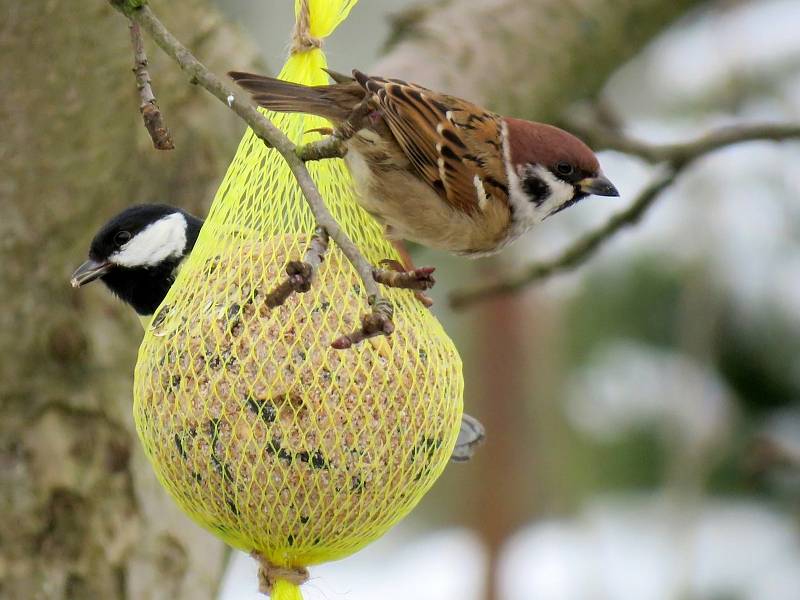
111 213 187 267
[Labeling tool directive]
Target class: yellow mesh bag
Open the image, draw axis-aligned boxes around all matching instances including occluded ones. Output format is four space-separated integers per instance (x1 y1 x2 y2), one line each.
132 1 463 597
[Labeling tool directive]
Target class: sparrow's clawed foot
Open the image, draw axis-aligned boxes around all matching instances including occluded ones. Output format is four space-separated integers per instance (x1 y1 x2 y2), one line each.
373 260 435 290
373 260 435 308
298 98 374 162
296 134 347 162
336 98 373 140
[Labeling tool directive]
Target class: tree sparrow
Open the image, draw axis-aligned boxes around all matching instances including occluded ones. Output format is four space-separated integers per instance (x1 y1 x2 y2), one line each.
229 69 618 257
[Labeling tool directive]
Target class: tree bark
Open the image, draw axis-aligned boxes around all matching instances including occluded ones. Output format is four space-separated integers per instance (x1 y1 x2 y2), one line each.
0 2 261 599
377 0 707 122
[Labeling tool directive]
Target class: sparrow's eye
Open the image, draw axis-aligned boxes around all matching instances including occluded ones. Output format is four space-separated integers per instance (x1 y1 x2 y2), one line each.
114 231 132 246
556 162 574 176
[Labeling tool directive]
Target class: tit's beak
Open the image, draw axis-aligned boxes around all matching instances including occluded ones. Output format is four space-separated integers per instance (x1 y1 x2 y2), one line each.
71 259 113 288
579 173 619 197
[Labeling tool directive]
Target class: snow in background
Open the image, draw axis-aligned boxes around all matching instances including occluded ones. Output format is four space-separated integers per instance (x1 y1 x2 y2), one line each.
218 527 485 600
220 497 800 600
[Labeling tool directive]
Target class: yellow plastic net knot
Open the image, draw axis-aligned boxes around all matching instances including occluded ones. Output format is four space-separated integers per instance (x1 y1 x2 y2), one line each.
132 1 463 598
290 0 320 54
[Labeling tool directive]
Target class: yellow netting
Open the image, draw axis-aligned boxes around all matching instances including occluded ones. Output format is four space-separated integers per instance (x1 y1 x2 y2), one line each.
132 1 463 597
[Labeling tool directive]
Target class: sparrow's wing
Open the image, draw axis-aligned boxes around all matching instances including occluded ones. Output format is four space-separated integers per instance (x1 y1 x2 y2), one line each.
354 71 509 215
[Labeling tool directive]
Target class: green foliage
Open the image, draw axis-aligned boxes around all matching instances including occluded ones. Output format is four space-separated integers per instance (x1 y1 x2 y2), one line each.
564 255 689 364
716 310 800 416
569 430 667 495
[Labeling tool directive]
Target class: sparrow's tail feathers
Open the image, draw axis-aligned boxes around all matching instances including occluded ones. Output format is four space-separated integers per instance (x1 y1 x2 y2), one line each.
321 68 354 84
228 71 360 122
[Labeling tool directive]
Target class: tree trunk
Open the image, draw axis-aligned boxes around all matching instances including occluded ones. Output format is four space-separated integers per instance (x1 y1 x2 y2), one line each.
0 2 261 599
469 291 531 600
377 0 707 122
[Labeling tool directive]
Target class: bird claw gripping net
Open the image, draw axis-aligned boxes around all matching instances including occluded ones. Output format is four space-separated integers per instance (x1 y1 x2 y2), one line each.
133 1 463 597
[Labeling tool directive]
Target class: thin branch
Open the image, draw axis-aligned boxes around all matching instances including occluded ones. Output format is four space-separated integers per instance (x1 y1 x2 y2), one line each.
111 2 391 338
573 121 800 166
129 21 173 150
331 298 395 350
265 226 329 307
450 123 800 309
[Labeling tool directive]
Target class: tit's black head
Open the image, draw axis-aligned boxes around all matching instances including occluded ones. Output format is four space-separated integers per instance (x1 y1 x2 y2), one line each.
71 204 203 316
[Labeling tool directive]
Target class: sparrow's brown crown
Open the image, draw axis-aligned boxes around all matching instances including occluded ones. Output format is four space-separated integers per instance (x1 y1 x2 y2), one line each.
504 118 600 176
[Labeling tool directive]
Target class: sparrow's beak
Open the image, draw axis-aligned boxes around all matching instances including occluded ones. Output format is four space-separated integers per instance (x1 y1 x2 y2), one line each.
579 173 619 197
71 259 113 288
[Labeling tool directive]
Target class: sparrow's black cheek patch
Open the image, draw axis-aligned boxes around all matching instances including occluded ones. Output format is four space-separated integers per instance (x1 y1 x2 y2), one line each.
523 176 550 205
549 193 586 217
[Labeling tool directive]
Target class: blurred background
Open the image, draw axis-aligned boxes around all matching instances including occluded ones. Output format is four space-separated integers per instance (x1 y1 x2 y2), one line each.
3 1 800 599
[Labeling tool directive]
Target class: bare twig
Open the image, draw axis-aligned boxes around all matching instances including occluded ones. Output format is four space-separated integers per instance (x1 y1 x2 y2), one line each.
450 122 800 308
331 298 395 350
573 121 800 166
265 227 329 307
109 2 394 343
128 21 173 149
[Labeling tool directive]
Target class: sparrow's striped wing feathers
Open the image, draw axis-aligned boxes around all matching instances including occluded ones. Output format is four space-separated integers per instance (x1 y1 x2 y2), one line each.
355 72 509 215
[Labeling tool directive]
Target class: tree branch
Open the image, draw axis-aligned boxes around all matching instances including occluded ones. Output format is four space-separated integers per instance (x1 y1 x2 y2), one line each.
450 123 800 309
128 21 173 150
572 120 800 166
331 298 396 350
264 226 329 307
110 2 391 341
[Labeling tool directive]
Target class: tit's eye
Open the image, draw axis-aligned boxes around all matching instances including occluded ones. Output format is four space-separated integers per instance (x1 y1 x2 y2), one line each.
114 231 132 246
556 162 574 176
